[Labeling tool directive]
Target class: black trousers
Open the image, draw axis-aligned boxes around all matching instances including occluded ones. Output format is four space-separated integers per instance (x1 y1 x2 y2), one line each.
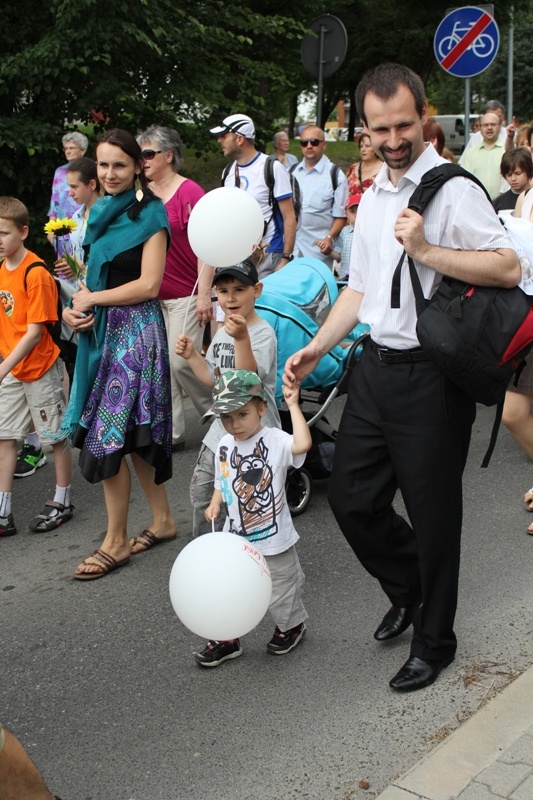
328 344 476 661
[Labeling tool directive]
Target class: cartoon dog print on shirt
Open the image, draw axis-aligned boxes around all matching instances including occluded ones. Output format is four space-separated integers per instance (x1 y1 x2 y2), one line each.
229 437 283 541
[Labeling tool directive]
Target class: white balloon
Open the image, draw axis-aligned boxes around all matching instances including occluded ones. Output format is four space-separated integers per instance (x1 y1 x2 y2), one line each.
187 187 264 267
169 532 272 640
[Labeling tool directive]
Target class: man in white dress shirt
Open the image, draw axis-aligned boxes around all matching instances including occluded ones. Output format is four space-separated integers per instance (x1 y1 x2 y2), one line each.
284 63 520 693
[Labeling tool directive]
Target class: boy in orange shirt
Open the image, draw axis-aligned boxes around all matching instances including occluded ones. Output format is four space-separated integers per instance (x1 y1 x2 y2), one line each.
0 197 73 536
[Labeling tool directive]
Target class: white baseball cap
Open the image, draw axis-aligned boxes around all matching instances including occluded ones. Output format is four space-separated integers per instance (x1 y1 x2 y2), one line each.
210 114 255 139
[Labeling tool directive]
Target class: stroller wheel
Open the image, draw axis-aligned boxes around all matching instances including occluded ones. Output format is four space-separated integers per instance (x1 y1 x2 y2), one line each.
286 467 312 517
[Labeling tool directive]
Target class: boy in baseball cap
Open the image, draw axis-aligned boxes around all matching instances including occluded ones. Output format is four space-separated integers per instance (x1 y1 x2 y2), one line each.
194 369 311 667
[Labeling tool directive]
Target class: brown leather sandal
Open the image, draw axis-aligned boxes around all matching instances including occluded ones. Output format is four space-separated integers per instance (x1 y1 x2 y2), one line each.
129 529 177 553
73 548 130 580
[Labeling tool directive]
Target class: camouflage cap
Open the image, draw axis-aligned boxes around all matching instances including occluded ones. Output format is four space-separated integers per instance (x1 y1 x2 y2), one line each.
200 369 267 423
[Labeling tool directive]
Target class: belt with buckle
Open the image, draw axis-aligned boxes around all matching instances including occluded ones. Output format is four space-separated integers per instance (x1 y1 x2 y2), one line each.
369 339 429 364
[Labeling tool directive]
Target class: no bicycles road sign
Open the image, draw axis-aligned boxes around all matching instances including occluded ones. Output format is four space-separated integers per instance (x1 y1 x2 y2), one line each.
434 6 499 78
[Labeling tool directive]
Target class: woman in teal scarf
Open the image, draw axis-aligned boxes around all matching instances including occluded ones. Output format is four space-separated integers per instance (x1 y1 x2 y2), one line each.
63 129 177 580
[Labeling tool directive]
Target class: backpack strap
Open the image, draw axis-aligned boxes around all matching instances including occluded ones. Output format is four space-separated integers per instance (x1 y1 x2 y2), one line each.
288 162 340 192
0 260 55 293
391 164 493 310
481 403 504 468
221 160 237 187
330 164 340 192
263 154 277 209
23 261 50 291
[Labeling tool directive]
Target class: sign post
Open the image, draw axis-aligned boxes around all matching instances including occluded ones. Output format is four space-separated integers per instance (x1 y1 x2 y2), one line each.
434 6 499 148
301 15 348 128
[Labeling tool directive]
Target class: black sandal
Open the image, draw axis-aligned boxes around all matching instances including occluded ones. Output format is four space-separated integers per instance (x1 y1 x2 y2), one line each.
29 501 74 533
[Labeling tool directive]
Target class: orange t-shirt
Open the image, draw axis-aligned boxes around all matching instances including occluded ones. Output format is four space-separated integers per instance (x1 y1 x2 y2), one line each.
0 250 60 381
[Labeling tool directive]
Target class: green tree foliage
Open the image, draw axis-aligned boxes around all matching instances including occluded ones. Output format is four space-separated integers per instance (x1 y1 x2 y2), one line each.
0 0 528 251
474 5 533 123
0 0 317 246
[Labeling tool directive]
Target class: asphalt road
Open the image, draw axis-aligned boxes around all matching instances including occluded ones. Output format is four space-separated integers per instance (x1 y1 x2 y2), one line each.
2 398 533 800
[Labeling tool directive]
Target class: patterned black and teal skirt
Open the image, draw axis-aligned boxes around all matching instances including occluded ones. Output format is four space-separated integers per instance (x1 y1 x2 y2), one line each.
73 299 172 484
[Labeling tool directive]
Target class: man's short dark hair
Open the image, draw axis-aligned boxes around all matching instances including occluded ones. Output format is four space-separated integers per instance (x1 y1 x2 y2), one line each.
355 63 426 125
500 147 533 179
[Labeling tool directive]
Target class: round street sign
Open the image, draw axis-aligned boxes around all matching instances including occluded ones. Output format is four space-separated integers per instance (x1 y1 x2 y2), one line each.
434 6 499 78
301 14 348 79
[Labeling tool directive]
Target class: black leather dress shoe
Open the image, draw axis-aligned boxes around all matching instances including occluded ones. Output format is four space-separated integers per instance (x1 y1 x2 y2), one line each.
373 602 421 641
389 655 455 692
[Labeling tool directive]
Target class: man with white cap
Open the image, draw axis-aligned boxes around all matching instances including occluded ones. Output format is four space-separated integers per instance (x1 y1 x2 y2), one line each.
210 113 296 277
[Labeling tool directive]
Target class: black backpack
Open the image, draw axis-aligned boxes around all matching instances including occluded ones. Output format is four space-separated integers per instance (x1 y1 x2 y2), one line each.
222 155 302 232
288 160 342 220
0 260 78 379
391 163 533 466
222 156 342 234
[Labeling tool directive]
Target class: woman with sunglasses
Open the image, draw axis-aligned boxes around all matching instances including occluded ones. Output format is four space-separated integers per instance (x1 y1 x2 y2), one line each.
62 128 177 578
136 125 213 458
346 132 382 195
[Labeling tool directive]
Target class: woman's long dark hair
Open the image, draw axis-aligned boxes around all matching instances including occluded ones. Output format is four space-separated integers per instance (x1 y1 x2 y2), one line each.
96 128 155 219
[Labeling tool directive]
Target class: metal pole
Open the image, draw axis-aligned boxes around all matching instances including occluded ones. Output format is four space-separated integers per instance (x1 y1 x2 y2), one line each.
316 25 326 127
464 77 470 151
507 5 514 121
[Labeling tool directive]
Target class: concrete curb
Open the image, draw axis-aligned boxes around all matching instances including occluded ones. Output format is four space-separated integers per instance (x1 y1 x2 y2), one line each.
375 665 533 800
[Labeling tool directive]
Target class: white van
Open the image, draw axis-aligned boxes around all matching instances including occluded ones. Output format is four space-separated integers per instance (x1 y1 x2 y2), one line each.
433 115 479 154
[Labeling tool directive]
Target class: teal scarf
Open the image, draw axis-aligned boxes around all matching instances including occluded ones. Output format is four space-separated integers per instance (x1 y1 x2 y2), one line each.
61 189 169 437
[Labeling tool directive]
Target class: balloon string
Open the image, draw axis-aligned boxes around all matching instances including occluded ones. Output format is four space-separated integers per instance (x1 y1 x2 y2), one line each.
211 517 216 534
181 261 207 336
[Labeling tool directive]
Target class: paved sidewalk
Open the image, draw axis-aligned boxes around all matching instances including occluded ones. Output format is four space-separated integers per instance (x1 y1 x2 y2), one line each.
376 665 533 800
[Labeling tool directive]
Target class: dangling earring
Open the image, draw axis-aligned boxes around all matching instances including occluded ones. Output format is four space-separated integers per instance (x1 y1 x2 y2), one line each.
135 174 143 202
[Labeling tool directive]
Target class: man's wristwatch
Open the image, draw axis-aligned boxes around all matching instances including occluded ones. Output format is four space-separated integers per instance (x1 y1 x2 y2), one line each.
281 253 294 261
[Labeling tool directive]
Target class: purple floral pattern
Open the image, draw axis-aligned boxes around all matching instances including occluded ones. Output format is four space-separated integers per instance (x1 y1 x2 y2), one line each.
78 299 172 484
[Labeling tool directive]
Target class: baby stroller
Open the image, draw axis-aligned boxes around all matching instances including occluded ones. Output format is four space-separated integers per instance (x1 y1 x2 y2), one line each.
256 258 369 515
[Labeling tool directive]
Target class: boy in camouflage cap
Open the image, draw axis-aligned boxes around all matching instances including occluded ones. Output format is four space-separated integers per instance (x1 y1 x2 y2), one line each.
194 369 312 667
201 369 267 422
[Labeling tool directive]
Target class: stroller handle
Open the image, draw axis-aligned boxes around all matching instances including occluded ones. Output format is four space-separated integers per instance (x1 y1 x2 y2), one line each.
305 333 370 428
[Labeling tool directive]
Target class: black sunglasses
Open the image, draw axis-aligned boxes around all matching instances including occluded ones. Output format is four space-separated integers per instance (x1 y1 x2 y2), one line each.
141 149 162 160
300 138 324 147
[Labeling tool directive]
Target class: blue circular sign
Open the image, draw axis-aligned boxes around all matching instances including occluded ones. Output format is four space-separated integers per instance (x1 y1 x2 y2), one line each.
434 6 499 78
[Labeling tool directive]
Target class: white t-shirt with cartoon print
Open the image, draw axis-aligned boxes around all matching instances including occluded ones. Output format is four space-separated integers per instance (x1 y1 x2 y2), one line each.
214 426 305 556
